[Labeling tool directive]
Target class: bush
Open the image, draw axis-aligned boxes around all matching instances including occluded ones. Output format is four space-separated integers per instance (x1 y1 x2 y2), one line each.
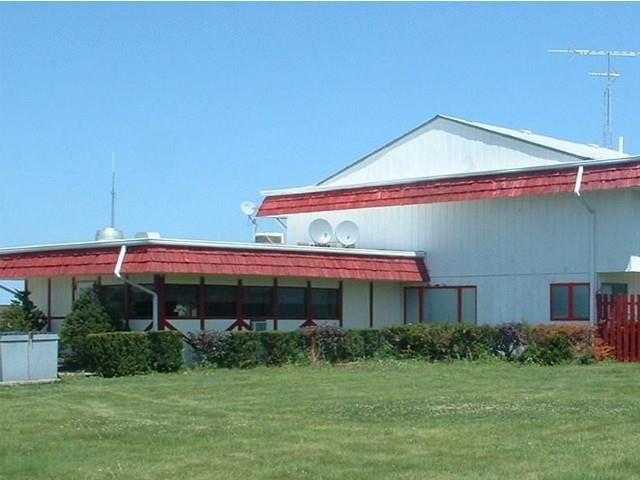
260 331 303 365
60 288 123 369
0 290 47 332
187 330 230 366
87 332 151 377
492 323 530 359
87 331 184 377
301 325 350 363
226 332 262 368
148 331 184 372
527 324 595 364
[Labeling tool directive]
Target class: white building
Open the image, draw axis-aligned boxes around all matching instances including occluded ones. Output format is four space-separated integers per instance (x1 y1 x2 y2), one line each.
1 115 638 332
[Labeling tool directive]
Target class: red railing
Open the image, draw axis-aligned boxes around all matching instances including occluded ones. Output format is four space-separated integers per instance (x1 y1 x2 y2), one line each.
596 294 640 362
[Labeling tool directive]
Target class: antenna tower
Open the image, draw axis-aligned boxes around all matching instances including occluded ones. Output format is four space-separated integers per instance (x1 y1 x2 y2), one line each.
111 152 116 228
548 49 640 148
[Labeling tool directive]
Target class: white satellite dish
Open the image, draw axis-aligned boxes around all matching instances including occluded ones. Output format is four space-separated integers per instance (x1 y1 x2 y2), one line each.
309 218 333 244
240 201 257 216
336 220 359 246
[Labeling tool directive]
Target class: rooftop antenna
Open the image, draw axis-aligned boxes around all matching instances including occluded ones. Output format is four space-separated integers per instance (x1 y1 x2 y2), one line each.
548 49 640 148
110 152 116 228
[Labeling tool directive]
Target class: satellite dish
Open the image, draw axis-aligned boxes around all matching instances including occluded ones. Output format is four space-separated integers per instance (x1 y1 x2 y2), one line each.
336 220 359 246
309 218 333 244
240 201 257 216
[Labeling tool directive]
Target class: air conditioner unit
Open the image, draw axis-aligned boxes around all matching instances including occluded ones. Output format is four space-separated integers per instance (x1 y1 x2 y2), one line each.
255 232 284 245
251 320 267 332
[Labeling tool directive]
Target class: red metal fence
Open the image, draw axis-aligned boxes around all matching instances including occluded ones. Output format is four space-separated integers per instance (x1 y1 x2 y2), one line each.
596 294 640 362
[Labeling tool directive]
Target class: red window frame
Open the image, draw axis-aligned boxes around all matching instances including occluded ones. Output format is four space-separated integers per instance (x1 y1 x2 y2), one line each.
550 283 590 321
404 285 477 325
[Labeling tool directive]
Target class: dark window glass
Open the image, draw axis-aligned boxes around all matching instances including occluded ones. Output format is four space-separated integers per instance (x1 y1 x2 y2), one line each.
129 284 155 318
205 285 237 317
99 285 125 321
165 284 199 318
278 287 307 318
311 288 339 319
551 284 589 320
243 286 274 317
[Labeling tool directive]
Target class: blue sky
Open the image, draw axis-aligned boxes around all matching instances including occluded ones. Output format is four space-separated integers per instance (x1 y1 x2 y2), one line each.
1 2 639 252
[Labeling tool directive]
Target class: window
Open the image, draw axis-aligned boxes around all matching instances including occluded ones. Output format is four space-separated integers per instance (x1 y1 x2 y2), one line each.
165 284 199 318
243 286 274 317
129 284 155 318
99 285 125 321
311 288 339 319
600 283 628 296
550 283 589 321
425 286 476 325
205 285 237 317
278 287 306 318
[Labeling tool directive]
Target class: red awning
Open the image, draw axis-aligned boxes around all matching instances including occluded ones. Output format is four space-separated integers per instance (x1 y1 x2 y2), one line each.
0 245 428 282
257 159 640 216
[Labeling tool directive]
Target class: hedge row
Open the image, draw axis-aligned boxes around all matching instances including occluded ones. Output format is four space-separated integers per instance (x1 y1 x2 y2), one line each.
187 323 596 368
87 331 184 377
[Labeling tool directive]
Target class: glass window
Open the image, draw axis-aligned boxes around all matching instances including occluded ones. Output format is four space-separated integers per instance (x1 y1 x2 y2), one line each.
601 283 628 296
129 284 155 318
278 287 306 319
165 284 199 318
205 285 237 317
99 285 125 321
405 288 420 324
311 288 339 319
243 286 274 317
551 283 589 320
425 288 458 325
460 288 477 325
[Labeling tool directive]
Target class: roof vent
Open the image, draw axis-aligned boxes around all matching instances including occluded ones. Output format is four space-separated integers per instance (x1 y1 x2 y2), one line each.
519 129 533 134
134 231 161 239
255 232 284 245
588 143 601 148
95 227 125 242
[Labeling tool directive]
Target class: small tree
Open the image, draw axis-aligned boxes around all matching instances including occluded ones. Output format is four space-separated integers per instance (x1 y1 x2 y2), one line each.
60 287 121 369
0 290 47 332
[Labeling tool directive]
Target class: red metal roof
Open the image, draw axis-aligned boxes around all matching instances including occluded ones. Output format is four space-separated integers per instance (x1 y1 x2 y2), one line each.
0 245 428 282
258 160 640 216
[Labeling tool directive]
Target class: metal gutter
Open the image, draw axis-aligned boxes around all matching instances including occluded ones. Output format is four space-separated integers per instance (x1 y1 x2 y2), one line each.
0 237 424 259
261 155 640 198
114 245 159 331
574 165 597 325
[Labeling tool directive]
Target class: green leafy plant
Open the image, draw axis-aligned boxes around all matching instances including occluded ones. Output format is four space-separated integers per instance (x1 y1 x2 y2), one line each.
60 287 122 369
0 289 47 332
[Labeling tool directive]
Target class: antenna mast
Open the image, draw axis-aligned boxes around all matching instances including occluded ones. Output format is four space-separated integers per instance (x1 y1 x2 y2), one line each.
548 49 640 148
111 152 116 228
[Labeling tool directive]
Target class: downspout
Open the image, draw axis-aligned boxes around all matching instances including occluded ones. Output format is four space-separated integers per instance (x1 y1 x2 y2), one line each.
114 245 159 331
574 165 597 325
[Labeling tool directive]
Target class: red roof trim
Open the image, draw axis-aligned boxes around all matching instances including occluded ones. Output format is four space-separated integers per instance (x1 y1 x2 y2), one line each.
257 160 640 216
0 246 428 282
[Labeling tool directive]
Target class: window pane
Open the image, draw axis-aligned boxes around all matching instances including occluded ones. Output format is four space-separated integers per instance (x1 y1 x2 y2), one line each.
129 284 155 318
405 288 420 324
573 285 590 319
205 285 237 317
601 283 628 296
99 285 125 321
243 286 274 317
425 288 458 325
551 285 569 319
461 288 477 324
311 288 339 319
279 287 306 318
165 284 199 318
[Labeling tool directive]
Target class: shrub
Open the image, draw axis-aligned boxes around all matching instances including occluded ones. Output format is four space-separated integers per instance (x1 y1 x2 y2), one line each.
226 331 262 368
260 331 303 365
148 331 184 372
87 332 151 377
301 325 350 363
87 331 184 377
451 325 495 360
521 335 575 365
186 330 230 366
530 324 595 363
60 288 122 369
492 323 530 359
0 290 47 332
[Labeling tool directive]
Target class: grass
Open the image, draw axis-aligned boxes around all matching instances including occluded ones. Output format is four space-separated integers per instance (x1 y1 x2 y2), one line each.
2 360 640 480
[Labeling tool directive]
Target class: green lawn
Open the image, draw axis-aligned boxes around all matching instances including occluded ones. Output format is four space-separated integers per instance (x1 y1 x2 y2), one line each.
2 361 640 480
